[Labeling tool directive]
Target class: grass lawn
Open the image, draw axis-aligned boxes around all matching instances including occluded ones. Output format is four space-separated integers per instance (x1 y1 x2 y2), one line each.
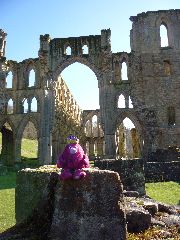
145 181 180 205
0 171 16 233
21 138 38 159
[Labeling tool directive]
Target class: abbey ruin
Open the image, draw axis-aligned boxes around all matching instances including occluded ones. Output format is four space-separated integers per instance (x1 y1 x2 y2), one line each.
0 9 179 166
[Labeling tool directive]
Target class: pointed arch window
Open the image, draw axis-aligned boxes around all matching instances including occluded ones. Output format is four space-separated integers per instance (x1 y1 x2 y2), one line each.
7 99 13 114
23 98 28 113
92 115 98 137
82 44 88 54
28 69 35 87
6 71 13 88
121 61 128 80
129 96 133 108
118 94 125 108
31 97 37 112
160 23 169 47
85 120 92 137
65 46 71 55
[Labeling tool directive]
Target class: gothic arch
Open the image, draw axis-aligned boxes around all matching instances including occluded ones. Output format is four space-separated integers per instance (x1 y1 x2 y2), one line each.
52 56 102 83
24 60 37 87
16 115 40 140
155 15 173 47
116 110 143 140
155 15 172 28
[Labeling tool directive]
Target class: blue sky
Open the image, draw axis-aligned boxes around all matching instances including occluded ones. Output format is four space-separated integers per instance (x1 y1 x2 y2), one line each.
1 0 180 112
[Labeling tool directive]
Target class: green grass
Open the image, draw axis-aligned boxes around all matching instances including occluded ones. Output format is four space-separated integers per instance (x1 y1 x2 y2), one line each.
145 181 180 205
21 138 38 159
0 171 16 233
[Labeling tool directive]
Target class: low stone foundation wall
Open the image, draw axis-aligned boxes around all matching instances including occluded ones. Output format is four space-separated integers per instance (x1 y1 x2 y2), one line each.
8 166 127 240
94 159 145 195
145 161 180 182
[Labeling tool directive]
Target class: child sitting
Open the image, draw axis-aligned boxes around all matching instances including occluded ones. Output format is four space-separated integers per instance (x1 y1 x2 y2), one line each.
57 135 90 180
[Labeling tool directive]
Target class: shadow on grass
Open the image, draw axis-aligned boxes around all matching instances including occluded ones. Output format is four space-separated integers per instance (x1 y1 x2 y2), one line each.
0 157 40 190
0 171 16 190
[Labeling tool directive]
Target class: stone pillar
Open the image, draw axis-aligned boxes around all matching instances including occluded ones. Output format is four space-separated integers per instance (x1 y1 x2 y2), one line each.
104 134 116 158
131 128 141 158
97 138 104 157
1 126 14 166
89 139 94 157
13 138 21 163
39 89 53 164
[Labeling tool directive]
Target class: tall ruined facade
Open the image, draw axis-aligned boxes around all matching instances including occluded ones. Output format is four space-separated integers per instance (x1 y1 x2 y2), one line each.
0 9 179 165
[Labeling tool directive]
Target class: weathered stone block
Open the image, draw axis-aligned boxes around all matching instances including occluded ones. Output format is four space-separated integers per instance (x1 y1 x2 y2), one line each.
12 166 127 240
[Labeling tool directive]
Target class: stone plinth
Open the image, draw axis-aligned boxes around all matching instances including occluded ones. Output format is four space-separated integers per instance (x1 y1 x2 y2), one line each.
1 166 127 240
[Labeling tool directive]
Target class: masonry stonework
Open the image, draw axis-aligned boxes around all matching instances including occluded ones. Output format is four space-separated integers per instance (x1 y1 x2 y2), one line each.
0 9 179 165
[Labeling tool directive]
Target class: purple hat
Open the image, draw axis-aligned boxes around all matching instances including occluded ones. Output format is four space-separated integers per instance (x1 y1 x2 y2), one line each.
67 135 78 140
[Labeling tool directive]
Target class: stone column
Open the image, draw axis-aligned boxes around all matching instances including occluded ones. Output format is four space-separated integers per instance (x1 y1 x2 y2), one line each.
104 134 116 158
39 88 53 165
13 138 21 163
89 139 94 158
1 126 14 166
97 138 104 157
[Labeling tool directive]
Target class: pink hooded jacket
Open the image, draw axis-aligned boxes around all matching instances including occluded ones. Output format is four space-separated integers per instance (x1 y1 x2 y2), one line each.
57 143 90 169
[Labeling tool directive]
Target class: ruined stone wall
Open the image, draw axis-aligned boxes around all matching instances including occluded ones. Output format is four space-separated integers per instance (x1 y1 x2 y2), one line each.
0 9 180 166
129 10 180 152
52 76 85 161
94 159 145 195
145 161 180 182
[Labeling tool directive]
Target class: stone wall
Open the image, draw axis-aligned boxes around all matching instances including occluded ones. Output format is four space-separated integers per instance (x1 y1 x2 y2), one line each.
94 159 145 195
0 9 180 165
13 166 127 240
145 161 180 182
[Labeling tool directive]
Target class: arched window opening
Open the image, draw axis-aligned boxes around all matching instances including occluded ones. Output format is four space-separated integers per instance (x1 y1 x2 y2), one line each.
129 96 133 108
118 94 125 108
6 71 13 88
82 45 88 54
160 23 169 47
7 99 13 114
31 97 37 112
85 120 92 137
21 121 38 165
167 106 175 126
23 98 28 113
61 62 99 110
28 69 35 87
123 117 135 129
65 46 71 55
92 115 98 137
121 62 128 80
164 60 171 76
116 118 140 159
